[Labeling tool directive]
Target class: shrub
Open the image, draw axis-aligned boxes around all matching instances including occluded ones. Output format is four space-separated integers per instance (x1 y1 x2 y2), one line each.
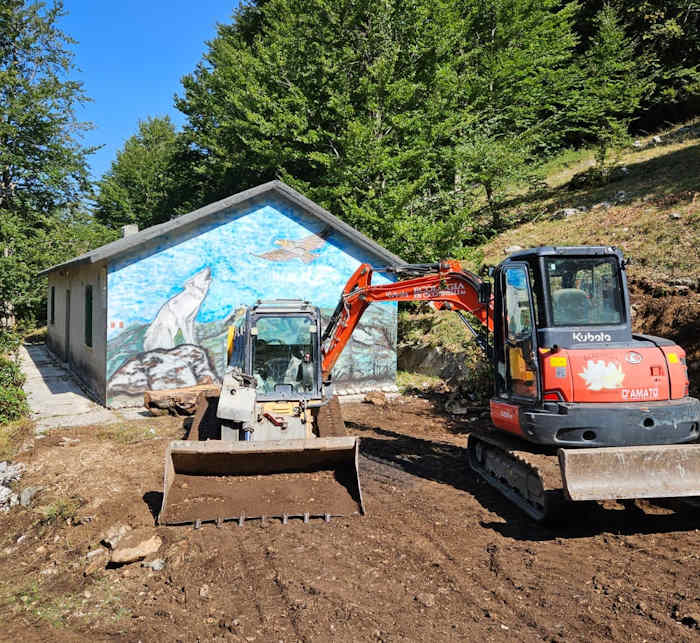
0 328 21 357
0 330 28 425
0 355 25 389
38 496 84 525
0 386 29 424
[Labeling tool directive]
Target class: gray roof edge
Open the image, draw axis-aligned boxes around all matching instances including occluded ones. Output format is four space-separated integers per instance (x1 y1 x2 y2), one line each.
39 180 404 276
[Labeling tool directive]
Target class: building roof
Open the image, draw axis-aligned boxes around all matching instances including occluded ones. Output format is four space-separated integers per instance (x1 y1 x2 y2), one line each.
39 180 404 276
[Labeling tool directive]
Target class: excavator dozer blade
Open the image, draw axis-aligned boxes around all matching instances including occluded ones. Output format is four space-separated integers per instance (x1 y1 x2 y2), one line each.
158 437 364 525
559 444 700 501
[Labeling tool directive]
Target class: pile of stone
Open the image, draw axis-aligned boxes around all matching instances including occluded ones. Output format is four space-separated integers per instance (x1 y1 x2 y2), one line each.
0 461 26 512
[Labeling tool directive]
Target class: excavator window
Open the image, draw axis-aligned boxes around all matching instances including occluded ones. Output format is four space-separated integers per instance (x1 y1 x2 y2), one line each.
503 266 538 399
546 257 622 326
251 315 318 394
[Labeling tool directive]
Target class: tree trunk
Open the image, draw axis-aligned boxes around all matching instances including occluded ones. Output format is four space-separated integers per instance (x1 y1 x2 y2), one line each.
485 183 500 229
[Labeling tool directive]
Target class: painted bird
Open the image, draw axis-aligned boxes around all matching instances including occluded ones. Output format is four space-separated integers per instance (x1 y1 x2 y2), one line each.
255 227 332 264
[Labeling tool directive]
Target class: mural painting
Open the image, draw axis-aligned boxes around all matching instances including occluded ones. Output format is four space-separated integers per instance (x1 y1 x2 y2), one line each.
106 199 397 406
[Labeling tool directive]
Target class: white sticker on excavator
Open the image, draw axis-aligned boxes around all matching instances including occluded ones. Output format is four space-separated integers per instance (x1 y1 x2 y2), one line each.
578 360 625 390
622 387 660 401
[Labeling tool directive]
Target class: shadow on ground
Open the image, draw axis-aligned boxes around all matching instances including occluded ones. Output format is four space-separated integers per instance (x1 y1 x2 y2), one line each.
143 491 163 523
349 420 700 541
24 344 98 399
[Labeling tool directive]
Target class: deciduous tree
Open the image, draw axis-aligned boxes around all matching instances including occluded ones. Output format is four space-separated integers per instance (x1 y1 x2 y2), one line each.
0 1 101 324
94 116 181 229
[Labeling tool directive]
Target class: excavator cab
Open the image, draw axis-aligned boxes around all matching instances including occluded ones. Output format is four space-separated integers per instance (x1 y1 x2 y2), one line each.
490 252 626 400
490 246 698 444
480 246 700 511
158 300 364 526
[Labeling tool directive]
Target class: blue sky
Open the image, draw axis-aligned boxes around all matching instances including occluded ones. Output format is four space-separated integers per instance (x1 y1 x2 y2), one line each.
60 1 241 180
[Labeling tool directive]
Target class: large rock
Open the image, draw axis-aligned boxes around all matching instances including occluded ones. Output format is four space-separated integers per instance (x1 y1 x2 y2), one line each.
101 523 132 549
20 486 42 507
0 486 19 512
551 207 580 220
364 391 388 407
84 548 110 576
110 528 162 564
141 558 165 571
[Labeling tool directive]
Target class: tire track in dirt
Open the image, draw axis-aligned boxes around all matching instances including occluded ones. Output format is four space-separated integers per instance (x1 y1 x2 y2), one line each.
229 526 317 641
351 421 700 642
365 464 547 640
247 525 308 642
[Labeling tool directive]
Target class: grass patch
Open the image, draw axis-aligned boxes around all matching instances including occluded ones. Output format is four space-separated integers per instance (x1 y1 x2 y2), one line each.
96 421 163 444
396 371 446 393
0 418 34 461
399 307 479 353
14 581 81 628
2 576 130 629
469 125 700 284
37 495 84 525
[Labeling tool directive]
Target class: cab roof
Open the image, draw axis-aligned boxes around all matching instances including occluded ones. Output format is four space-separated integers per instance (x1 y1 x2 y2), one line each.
505 246 624 261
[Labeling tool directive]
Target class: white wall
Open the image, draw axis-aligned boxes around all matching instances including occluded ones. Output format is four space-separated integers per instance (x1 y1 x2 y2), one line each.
46 261 108 403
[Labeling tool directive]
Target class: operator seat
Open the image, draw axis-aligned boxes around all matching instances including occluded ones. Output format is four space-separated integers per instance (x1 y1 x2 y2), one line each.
552 288 590 325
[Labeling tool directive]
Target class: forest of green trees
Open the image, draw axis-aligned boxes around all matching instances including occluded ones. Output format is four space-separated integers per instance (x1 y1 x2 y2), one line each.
1 0 698 326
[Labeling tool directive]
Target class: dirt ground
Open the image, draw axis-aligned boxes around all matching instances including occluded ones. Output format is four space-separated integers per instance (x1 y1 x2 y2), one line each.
1 397 699 642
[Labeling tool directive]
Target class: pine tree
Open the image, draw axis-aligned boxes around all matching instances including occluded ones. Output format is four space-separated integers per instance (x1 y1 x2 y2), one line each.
174 0 581 259
575 5 650 179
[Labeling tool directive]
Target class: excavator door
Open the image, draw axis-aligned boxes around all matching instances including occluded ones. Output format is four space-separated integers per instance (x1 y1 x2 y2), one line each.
494 263 541 402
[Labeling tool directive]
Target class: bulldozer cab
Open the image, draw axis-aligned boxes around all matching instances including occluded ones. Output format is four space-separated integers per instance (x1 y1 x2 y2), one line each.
228 300 323 401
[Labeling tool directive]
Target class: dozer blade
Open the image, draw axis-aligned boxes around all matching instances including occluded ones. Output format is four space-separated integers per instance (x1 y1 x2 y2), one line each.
559 444 700 501
159 437 364 525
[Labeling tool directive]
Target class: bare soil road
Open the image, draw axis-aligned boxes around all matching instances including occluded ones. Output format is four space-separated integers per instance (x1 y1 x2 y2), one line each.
0 396 698 642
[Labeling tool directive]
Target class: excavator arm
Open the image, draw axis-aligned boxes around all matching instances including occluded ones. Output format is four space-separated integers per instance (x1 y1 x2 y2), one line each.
321 260 494 382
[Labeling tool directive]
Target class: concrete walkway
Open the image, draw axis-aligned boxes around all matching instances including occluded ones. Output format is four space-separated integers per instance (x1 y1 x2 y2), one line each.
19 344 144 432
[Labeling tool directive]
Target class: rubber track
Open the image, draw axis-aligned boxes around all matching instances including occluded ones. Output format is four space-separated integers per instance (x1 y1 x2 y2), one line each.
468 427 569 523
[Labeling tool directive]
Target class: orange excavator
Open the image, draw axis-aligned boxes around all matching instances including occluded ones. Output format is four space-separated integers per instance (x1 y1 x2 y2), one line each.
321 247 700 520
159 246 700 525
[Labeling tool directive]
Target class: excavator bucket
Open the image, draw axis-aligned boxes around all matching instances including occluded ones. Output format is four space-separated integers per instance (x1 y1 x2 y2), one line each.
559 444 700 501
158 437 364 525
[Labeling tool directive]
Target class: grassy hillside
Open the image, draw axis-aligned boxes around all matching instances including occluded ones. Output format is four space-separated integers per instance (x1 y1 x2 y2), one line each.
400 121 700 396
474 122 699 282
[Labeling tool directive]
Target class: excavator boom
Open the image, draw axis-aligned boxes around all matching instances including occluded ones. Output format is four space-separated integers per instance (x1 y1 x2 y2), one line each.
321 260 493 380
